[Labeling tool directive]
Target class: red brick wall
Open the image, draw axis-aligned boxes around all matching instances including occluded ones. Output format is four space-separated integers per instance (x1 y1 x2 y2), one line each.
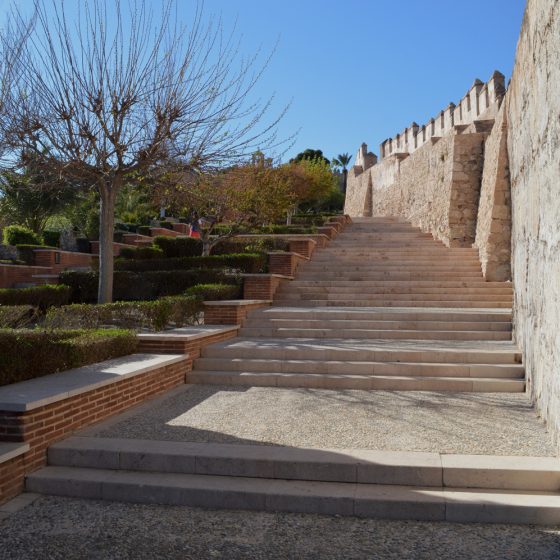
0 357 191 498
0 264 52 289
90 241 133 257
172 223 189 234
288 239 316 258
138 329 238 358
0 453 25 504
317 226 337 239
243 276 287 300
204 302 269 325
33 250 94 273
150 227 180 238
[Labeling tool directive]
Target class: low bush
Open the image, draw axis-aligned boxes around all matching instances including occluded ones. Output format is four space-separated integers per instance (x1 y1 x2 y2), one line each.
153 236 202 258
0 284 71 310
0 328 138 387
42 230 61 247
115 222 139 233
185 283 242 301
46 294 201 331
2 225 42 246
160 221 174 230
119 246 164 260
115 253 267 274
60 269 234 302
212 237 289 255
0 305 37 328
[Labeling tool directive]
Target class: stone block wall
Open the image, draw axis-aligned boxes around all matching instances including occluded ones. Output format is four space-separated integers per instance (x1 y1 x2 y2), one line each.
506 0 560 449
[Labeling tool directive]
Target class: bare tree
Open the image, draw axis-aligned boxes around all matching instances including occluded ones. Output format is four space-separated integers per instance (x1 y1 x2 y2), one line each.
0 0 288 302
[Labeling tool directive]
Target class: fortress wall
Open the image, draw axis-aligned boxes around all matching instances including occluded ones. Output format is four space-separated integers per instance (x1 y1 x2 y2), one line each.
474 103 512 281
507 0 560 449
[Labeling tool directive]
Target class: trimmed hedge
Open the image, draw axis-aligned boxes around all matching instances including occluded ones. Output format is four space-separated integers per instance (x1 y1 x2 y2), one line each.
153 236 202 258
138 225 152 236
0 328 138 386
0 305 37 328
0 284 71 310
160 221 174 230
211 224 318 236
212 237 289 255
60 269 234 303
2 225 42 246
42 230 61 247
185 283 242 301
46 295 201 331
114 253 267 274
119 246 164 260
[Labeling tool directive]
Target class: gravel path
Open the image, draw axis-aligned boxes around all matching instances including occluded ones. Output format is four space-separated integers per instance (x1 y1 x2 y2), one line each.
1 496 559 560
92 385 556 456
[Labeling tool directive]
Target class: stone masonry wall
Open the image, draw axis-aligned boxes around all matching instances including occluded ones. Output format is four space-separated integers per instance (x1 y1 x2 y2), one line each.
506 0 560 449
474 103 512 281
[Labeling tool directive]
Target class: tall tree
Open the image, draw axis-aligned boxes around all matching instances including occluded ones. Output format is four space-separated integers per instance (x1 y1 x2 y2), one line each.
289 149 330 166
0 0 288 302
332 153 352 193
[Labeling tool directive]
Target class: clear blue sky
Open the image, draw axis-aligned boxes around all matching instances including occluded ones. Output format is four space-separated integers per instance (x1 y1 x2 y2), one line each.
2 0 526 163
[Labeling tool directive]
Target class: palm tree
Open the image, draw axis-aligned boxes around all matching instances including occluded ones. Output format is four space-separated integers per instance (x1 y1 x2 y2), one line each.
332 153 352 193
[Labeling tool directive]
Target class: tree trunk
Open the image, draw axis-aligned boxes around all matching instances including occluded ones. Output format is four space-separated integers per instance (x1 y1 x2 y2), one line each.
201 231 212 256
286 208 294 225
98 182 117 303
342 169 348 193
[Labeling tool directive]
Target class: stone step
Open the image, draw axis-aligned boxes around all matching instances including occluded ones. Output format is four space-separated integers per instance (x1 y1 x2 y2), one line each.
46 437 560 491
238 327 512 341
301 266 483 273
280 287 512 295
277 294 513 302
189 371 524 392
27 466 560 525
274 300 513 308
288 281 510 288
201 338 522 364
194 357 524 378
244 318 512 331
248 307 512 322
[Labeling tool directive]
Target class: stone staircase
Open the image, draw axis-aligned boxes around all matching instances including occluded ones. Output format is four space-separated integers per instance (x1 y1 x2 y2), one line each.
26 216 560 524
192 217 522 393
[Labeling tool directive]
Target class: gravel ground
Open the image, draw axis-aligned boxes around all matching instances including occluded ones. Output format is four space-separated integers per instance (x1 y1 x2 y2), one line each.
1 496 559 560
93 385 556 456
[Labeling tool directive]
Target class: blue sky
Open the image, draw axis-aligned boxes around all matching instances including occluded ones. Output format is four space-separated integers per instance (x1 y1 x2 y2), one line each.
2 0 526 164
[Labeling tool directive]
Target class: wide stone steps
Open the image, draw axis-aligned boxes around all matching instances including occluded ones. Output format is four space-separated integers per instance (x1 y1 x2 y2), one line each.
238 327 512 341
279 287 512 296
27 439 560 524
275 300 513 308
277 294 513 303
288 281 510 288
200 339 521 364
194 358 523 378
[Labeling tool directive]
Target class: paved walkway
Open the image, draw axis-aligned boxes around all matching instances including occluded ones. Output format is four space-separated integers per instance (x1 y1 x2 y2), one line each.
86 384 555 456
1 495 559 560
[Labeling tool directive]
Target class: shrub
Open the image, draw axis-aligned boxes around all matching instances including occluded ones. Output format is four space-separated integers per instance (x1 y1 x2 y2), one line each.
0 328 138 386
118 246 163 260
212 237 289 255
114 253 267 274
42 230 61 247
60 269 234 303
46 295 201 332
153 236 202 258
0 284 71 310
137 225 152 236
160 221 174 230
76 238 91 253
2 225 42 246
185 283 242 301
0 305 37 328
115 222 138 233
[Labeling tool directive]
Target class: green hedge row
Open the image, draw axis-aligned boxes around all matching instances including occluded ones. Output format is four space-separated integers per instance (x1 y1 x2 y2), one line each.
153 236 202 258
0 305 37 328
212 238 290 255
211 224 318 236
114 253 267 274
60 270 235 303
46 295 201 331
119 246 164 260
0 329 138 387
184 283 242 301
0 285 71 310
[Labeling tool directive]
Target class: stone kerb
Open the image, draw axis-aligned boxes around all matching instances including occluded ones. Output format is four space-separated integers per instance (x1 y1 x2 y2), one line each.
0 353 190 504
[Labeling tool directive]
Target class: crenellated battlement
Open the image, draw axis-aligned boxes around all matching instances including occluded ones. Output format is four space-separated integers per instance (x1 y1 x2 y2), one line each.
354 71 506 168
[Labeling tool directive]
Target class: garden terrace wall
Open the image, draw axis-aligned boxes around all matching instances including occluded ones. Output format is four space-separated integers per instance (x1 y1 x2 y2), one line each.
288 239 317 258
0 264 52 289
90 241 134 257
32 249 94 273
149 227 181 238
268 252 308 277
138 325 239 358
0 443 28 504
203 300 271 325
234 234 330 249
172 223 189 235
0 353 190 504
242 274 291 300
